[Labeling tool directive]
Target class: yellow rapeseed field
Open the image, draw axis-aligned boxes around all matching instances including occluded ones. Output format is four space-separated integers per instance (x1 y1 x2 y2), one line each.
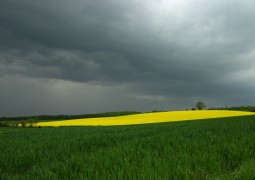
37 110 255 127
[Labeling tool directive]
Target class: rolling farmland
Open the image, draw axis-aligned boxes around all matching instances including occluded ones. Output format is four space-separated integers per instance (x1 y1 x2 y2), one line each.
37 110 255 126
1 111 255 179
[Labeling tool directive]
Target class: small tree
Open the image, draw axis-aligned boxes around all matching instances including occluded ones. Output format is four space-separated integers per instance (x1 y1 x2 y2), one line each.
28 118 37 128
196 101 206 110
20 121 26 127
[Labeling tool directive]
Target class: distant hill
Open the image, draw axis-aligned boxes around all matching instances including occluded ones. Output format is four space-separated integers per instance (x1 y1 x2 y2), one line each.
0 111 141 122
209 106 255 112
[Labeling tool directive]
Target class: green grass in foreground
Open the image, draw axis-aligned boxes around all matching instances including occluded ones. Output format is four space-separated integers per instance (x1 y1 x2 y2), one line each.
1 115 255 179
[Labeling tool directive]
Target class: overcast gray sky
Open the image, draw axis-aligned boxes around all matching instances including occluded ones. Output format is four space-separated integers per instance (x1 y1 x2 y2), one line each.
1 0 255 116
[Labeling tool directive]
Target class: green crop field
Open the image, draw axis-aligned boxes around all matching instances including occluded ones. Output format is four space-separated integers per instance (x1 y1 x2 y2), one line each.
1 115 255 179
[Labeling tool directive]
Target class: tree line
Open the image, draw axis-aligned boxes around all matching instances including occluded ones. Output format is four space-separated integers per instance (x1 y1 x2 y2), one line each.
0 111 141 122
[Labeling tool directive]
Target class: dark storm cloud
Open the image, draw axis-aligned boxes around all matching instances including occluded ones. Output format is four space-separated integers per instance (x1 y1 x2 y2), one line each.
1 0 255 116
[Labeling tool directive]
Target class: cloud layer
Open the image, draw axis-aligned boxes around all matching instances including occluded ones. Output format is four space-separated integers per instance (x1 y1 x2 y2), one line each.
1 0 255 116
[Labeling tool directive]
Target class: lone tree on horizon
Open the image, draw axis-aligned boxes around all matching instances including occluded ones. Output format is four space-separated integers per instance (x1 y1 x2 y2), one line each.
196 101 206 110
